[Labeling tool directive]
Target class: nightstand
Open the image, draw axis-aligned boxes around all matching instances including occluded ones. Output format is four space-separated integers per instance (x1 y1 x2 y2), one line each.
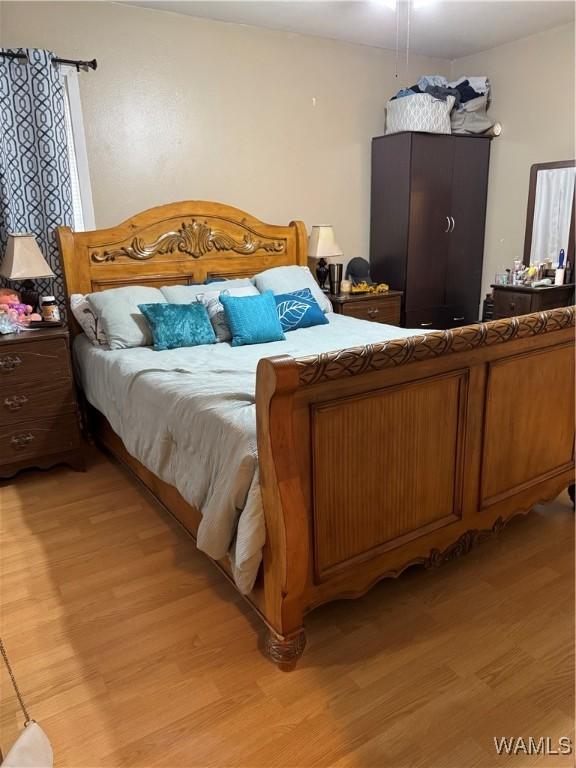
328 290 402 326
0 326 84 478
491 283 575 319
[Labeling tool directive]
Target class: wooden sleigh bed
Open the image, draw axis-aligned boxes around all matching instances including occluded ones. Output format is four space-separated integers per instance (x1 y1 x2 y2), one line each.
58 201 575 669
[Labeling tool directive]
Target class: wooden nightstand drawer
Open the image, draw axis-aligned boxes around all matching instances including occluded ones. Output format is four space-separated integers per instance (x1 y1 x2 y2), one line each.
341 296 401 325
493 291 532 318
0 413 80 465
0 327 84 477
0 338 70 385
0 379 76 426
329 290 403 326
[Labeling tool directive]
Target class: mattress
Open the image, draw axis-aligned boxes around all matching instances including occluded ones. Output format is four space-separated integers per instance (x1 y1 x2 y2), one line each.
74 313 425 593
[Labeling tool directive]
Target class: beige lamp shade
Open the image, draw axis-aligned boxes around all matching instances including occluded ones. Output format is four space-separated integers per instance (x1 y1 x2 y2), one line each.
308 225 343 260
0 233 55 280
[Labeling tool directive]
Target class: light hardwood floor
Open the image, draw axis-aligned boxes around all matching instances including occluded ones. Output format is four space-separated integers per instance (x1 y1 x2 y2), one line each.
1 447 574 768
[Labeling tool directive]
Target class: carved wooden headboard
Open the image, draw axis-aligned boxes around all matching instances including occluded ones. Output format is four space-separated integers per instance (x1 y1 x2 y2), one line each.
57 201 308 299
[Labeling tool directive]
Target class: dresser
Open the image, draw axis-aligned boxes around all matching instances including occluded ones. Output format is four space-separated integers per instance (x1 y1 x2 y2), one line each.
491 283 575 319
0 327 84 478
328 290 402 325
370 132 491 330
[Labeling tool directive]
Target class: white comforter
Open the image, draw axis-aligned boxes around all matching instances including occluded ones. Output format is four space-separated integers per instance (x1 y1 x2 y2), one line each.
74 313 423 593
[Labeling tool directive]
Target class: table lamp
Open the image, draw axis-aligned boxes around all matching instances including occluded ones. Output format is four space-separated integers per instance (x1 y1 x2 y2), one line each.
0 233 55 310
308 225 343 291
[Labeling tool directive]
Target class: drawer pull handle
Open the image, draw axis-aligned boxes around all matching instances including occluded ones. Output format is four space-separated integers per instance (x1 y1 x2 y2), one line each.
509 302 516 310
453 316 465 321
0 355 22 373
419 321 433 327
3 394 29 411
10 432 34 450
367 308 380 318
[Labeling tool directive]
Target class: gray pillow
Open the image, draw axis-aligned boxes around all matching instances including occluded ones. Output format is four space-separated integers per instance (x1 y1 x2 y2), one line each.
253 266 332 313
161 278 254 303
87 286 164 349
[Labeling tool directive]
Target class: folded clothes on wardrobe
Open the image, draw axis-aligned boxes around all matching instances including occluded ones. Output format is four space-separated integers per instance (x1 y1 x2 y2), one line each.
449 75 489 96
391 75 490 105
386 74 495 136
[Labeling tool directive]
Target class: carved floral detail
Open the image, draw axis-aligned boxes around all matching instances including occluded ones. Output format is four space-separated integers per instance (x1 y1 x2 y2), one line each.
425 517 505 568
91 220 285 263
296 307 575 385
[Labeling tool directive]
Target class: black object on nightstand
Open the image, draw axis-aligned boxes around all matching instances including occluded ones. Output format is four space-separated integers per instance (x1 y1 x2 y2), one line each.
0 326 85 478
328 290 402 326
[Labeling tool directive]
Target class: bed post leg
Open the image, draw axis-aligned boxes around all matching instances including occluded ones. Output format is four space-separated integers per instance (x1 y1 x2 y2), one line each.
265 627 306 671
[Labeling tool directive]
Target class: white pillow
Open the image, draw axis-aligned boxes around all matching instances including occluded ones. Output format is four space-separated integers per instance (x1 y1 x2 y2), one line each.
253 266 332 313
161 278 254 303
197 285 259 342
70 294 108 347
87 286 165 350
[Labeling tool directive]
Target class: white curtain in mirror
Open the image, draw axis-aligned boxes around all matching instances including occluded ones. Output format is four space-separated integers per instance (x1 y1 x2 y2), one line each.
530 167 575 264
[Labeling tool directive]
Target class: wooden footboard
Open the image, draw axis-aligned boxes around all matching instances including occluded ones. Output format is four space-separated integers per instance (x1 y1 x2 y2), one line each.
255 307 575 667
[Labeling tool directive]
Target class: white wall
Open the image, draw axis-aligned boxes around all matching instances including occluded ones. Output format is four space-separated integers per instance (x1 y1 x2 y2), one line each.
1 1 450 267
452 23 575 298
3 4 573 298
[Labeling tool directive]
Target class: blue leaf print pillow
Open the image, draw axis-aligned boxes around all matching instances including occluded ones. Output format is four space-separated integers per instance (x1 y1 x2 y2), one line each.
274 288 329 332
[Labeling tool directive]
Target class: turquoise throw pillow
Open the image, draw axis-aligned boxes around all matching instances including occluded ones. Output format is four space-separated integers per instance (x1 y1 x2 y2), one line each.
220 290 286 347
274 288 329 332
138 302 216 351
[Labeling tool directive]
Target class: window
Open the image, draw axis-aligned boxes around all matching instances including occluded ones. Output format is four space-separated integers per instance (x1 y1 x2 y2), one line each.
61 67 95 231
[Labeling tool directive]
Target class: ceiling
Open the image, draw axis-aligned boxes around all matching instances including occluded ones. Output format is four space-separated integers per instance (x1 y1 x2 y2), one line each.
121 1 575 59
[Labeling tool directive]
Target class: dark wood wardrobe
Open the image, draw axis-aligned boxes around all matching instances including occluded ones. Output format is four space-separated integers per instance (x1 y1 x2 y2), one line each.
370 132 491 329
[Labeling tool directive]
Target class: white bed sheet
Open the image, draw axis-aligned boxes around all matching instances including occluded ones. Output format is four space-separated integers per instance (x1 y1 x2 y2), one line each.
74 313 425 593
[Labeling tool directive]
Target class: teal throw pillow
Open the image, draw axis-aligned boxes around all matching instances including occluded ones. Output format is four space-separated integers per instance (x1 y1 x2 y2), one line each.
219 290 286 347
138 302 216 351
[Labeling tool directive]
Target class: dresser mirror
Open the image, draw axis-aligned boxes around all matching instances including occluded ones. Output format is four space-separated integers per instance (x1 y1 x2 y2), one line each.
523 159 576 267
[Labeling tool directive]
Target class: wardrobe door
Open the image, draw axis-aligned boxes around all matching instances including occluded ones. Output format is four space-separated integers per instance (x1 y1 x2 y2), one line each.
370 134 412 288
405 134 455 311
445 137 491 322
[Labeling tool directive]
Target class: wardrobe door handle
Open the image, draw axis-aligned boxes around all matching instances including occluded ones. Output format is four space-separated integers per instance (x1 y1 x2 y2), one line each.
450 216 456 233
444 216 451 233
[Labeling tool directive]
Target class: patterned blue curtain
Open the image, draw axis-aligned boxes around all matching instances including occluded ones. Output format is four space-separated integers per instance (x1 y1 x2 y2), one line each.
0 48 73 305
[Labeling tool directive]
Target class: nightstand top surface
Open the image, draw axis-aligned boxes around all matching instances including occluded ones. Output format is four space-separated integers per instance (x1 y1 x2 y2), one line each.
490 283 575 293
328 290 403 304
0 325 69 345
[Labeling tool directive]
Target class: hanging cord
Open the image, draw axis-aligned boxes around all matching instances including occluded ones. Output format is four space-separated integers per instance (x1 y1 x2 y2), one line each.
394 1 400 78
0 638 32 726
405 0 411 84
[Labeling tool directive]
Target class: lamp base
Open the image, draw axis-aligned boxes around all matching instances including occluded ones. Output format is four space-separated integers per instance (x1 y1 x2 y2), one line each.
315 258 329 291
19 280 39 312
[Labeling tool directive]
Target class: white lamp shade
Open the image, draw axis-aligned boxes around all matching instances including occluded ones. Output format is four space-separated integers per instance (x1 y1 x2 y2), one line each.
308 225 343 260
0 233 55 280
